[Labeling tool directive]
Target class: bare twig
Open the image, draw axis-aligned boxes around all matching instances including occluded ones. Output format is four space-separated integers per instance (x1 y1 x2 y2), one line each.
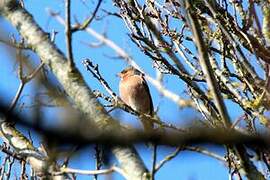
151 144 157 180
9 82 25 112
72 0 103 32
0 155 9 179
20 160 27 180
55 166 127 178
94 144 102 180
231 114 247 129
184 146 226 163
82 59 117 100
65 0 75 69
155 147 181 172
5 156 15 179
8 61 44 112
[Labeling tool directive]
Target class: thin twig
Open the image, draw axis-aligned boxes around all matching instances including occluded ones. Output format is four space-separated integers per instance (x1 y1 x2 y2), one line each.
59 167 113 175
231 114 247 129
72 0 103 32
151 144 157 180
5 157 15 179
65 0 74 69
0 155 9 179
155 147 182 172
55 166 127 178
62 146 79 167
8 62 44 112
82 59 117 100
20 160 27 180
94 144 102 180
184 146 226 163
8 82 25 112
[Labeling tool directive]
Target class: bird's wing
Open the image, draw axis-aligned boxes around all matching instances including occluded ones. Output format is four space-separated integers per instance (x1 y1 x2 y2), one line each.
141 75 154 116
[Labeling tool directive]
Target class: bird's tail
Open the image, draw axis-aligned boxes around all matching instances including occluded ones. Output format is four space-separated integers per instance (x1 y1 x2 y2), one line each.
141 115 154 133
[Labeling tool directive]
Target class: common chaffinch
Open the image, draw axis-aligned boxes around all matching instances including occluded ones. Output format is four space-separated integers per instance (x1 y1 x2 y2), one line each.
118 67 154 131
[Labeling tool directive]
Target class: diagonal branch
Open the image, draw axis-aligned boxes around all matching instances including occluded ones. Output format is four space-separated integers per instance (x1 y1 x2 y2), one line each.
185 1 230 128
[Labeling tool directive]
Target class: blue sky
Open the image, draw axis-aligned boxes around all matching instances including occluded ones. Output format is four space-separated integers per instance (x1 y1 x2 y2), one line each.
0 0 248 179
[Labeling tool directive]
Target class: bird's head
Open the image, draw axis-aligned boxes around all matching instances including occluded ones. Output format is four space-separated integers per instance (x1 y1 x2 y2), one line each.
117 66 142 79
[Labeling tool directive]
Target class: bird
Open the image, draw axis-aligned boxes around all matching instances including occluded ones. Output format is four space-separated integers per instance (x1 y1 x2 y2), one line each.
118 66 154 131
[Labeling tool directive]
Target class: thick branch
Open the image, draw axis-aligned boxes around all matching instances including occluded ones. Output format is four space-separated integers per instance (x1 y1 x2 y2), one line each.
0 121 68 179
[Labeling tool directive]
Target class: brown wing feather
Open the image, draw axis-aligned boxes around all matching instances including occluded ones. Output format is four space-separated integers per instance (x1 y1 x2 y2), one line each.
140 75 154 131
141 75 154 116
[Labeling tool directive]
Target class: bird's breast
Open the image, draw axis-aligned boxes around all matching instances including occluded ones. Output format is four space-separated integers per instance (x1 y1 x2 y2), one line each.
119 76 151 114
